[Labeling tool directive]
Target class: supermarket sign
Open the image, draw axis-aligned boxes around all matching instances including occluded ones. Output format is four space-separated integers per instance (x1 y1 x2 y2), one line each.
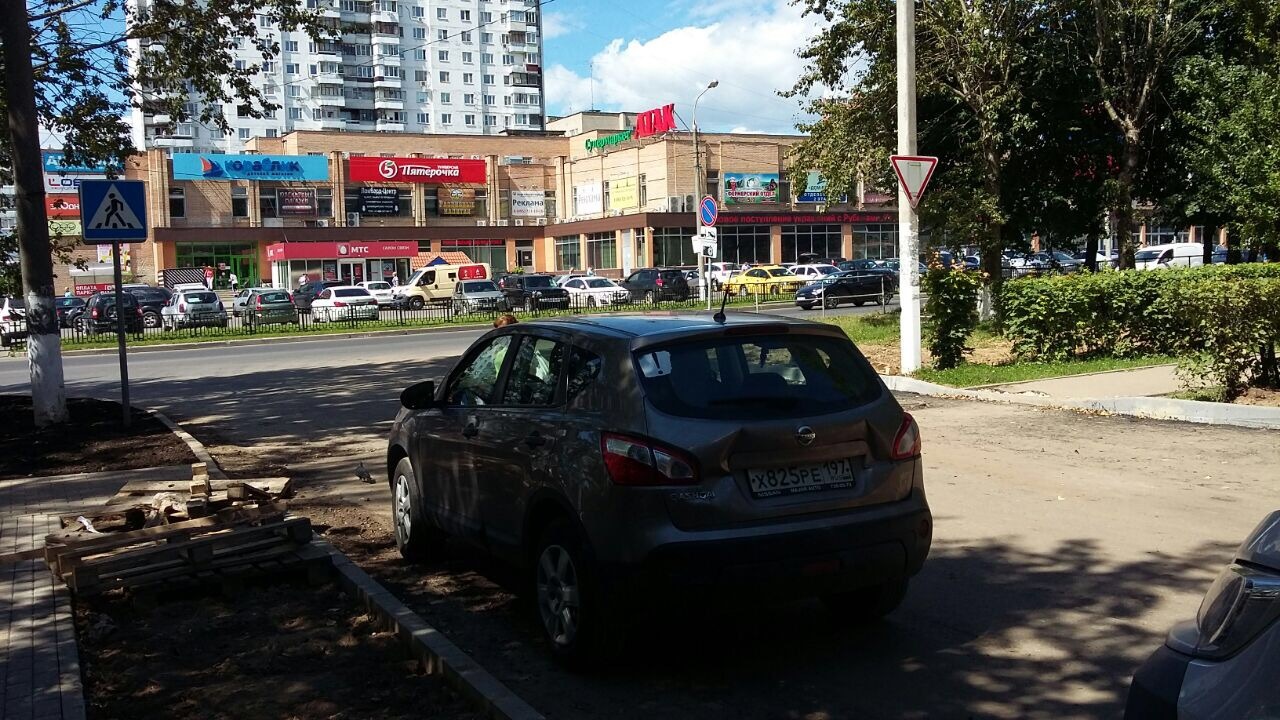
584 102 676 153
349 157 486 184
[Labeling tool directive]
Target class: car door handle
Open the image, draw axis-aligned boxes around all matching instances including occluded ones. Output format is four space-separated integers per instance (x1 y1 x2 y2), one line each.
524 432 546 448
462 422 479 438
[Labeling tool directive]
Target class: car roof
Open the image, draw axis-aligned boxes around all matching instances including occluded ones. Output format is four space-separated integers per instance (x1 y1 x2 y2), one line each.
327 285 368 291
523 312 840 341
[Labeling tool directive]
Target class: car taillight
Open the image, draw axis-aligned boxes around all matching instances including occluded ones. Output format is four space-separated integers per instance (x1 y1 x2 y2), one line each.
601 433 698 486
332 301 347 307
91 308 99 318
255 296 264 308
890 413 921 460
656 278 665 286
178 303 186 312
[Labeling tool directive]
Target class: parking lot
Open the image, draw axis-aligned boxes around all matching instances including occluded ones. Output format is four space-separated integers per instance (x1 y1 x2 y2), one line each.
3 326 1275 718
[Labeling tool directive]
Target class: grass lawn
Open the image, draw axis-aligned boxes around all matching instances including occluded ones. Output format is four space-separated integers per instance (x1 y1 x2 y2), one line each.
914 355 1177 388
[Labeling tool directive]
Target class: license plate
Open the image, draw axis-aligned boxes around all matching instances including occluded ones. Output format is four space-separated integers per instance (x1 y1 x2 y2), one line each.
748 459 856 498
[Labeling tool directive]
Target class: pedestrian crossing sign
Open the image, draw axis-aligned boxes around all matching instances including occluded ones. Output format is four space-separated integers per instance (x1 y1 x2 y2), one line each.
78 179 148 243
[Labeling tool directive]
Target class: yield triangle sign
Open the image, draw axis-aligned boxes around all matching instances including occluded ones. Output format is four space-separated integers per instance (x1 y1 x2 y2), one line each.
890 155 939 209
86 183 145 231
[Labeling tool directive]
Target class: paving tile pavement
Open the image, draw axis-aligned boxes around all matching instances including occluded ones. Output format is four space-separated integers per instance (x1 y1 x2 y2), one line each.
1 466 186 720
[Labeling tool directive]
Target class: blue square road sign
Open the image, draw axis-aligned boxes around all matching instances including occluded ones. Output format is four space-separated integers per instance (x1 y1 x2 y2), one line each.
79 180 148 243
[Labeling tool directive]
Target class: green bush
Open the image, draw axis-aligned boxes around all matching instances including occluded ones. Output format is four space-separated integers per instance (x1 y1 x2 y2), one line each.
1001 264 1280 399
923 265 981 369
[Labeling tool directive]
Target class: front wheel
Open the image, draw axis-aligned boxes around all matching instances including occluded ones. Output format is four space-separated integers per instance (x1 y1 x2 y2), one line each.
391 457 438 562
534 520 618 665
408 297 425 311
823 295 839 310
142 310 161 329
768 284 780 295
822 578 908 623
586 296 597 308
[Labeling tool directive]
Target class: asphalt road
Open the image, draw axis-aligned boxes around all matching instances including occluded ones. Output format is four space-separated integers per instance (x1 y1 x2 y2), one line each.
3 300 1273 719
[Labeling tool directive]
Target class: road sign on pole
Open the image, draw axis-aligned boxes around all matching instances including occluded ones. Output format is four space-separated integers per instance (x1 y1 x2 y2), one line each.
890 155 937 210
895 2 923 375
78 179 147 428
699 196 719 227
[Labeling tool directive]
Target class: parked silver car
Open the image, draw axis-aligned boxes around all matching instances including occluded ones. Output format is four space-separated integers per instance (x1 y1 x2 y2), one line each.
386 313 932 663
1126 510 1280 719
160 289 228 330
451 280 506 315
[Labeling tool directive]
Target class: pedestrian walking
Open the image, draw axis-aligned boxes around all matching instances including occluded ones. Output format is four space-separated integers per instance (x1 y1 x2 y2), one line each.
298 274 307 289
229 272 239 292
63 287 73 298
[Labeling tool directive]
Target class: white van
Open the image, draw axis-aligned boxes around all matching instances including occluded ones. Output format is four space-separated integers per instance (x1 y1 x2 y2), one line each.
1134 243 1204 270
397 263 492 309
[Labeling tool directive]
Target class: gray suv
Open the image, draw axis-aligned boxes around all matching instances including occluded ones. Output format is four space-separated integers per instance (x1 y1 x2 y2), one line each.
386 313 931 662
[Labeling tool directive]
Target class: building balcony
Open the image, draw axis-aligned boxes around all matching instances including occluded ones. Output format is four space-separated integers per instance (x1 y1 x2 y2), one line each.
375 53 401 66
315 118 347 130
344 94 374 109
371 9 396 23
316 44 342 58
339 9 371 22
152 135 195 149
316 72 345 84
144 113 173 125
317 95 347 107
373 76 402 89
374 97 404 110
375 120 405 132
509 72 540 88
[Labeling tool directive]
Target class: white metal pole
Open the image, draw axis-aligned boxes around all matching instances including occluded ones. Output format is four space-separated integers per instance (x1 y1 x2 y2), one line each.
897 0 922 373
694 81 718 309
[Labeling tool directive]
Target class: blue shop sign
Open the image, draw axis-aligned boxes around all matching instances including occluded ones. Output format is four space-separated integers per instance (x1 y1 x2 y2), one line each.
172 153 329 181
43 151 111 174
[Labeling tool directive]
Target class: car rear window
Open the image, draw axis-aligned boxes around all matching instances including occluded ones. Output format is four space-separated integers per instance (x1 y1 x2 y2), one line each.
634 333 880 420
463 281 498 293
259 291 290 303
523 276 554 289
334 288 370 298
659 270 683 280
585 278 614 288
183 292 218 304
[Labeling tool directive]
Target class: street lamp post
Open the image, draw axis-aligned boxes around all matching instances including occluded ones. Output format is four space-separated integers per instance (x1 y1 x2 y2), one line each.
693 80 718 308
896 0 922 372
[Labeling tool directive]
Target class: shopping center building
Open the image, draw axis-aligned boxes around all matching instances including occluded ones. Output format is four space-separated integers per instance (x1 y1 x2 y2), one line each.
52 107 909 291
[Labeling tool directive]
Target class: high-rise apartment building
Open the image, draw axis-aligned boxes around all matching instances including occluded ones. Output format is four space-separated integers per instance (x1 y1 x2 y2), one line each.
128 0 545 153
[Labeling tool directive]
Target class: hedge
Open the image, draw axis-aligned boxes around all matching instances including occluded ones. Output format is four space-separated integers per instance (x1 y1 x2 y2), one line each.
1001 264 1280 398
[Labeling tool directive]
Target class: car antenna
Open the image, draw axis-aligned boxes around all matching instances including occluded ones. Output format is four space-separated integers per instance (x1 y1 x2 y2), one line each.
713 287 731 323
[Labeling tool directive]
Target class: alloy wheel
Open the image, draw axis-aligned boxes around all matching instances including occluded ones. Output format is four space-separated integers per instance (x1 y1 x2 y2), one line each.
394 473 413 547
536 544 581 648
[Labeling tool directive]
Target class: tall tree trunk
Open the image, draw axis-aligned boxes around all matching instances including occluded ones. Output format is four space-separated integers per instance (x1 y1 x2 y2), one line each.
978 160 1003 322
1114 138 1140 270
1084 233 1100 272
1 0 69 426
1200 224 1212 266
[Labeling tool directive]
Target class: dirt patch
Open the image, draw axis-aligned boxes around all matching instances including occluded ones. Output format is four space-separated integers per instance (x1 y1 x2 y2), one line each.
0 395 194 479
1235 387 1280 407
857 337 1015 376
76 581 481 720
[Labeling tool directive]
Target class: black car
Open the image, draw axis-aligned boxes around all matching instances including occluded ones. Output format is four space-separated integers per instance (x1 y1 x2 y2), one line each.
125 286 172 329
293 280 343 310
496 274 571 311
796 270 897 310
78 292 144 334
621 267 691 303
837 259 884 272
55 296 85 328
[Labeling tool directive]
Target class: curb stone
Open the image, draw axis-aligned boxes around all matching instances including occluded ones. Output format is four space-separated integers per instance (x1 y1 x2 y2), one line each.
883 375 1280 430
163 415 545 720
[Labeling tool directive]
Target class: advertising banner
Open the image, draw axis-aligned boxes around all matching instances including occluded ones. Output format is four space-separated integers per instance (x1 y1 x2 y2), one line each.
608 177 638 211
797 172 828 203
358 187 400 216
74 283 114 297
276 188 318 217
49 219 83 236
172 153 330 181
723 173 780 205
574 182 603 216
45 173 106 194
437 187 477 215
349 157 486 184
95 243 130 267
510 189 547 218
265 241 417 261
45 195 80 217
43 152 110 174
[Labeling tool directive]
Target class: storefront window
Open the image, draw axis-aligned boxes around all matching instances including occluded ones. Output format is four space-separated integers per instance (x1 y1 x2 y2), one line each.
653 227 696 267
175 242 260 289
719 226 770 265
442 239 507 272
853 223 898 260
555 235 580 271
782 224 842 263
585 231 617 270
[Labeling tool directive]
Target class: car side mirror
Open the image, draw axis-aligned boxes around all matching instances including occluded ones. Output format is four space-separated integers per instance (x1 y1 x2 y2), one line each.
400 380 438 410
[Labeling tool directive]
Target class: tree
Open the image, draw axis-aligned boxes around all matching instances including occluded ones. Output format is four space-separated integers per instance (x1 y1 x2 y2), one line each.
1 0 330 426
786 0 1054 319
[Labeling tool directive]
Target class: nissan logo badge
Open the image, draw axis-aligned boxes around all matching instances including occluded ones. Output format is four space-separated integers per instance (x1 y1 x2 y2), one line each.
796 426 816 446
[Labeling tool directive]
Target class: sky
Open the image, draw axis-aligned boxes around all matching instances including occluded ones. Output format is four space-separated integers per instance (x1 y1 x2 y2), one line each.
539 0 824 134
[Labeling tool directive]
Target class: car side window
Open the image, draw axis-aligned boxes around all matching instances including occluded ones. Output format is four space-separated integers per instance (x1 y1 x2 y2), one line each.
319 290 331 300
502 336 565 406
565 346 602 403
446 335 514 406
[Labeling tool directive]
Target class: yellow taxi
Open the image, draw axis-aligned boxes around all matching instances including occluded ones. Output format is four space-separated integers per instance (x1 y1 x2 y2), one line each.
722 265 804 296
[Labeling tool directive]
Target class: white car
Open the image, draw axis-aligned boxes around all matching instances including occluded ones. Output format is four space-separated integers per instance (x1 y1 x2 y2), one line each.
789 264 841 283
554 273 590 287
310 286 379 322
358 280 397 306
1135 242 1205 270
706 262 740 290
561 277 630 308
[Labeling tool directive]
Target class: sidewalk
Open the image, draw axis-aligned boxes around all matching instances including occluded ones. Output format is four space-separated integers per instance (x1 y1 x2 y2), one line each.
0 466 192 720
983 364 1180 399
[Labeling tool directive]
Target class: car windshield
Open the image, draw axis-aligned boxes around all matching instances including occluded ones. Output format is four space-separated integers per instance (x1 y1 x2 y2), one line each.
524 276 554 288
183 292 218 304
463 281 498 293
816 266 838 275
334 288 370 298
585 278 614 288
1134 249 1163 262
1052 251 1076 262
366 282 390 290
635 334 880 420
767 268 792 277
259 291 291 303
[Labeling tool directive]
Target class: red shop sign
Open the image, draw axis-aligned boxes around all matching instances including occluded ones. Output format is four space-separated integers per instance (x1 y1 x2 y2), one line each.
349 157 487 184
74 283 114 297
457 264 488 280
46 195 80 218
265 241 419 260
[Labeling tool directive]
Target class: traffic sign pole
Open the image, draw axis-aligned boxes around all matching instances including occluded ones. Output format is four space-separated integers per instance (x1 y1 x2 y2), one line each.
896 0 922 374
699 196 718 310
110 242 130 429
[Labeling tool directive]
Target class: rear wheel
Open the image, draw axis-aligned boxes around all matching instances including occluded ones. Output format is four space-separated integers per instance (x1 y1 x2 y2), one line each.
768 284 780 295
408 296 425 311
822 578 908 623
391 457 439 562
142 310 161 329
823 295 839 310
534 519 618 666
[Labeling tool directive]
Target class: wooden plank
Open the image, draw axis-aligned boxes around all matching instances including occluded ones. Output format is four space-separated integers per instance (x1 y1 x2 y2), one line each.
85 544 307 594
103 478 291 505
66 517 312 576
0 548 46 566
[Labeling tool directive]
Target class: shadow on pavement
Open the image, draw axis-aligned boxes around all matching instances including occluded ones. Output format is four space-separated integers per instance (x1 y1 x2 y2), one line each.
317 519 1230 720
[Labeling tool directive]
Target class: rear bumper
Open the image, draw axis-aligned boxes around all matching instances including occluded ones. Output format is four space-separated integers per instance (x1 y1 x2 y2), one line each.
604 494 932 599
1124 644 1190 719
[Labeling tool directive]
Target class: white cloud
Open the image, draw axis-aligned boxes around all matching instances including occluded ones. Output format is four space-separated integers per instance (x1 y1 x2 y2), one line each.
544 0 820 134
541 11 580 40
